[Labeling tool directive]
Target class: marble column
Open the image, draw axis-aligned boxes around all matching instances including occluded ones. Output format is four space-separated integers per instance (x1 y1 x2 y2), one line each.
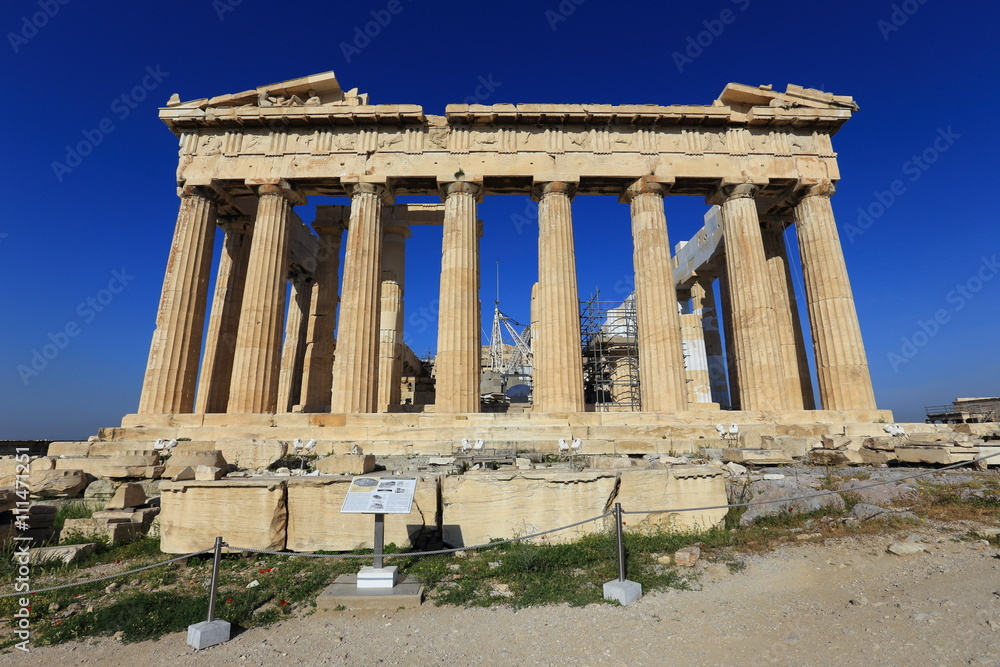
690 275 730 408
227 182 302 414
330 183 391 413
435 182 482 413
623 179 688 413
678 310 712 404
194 216 253 414
793 182 877 411
761 220 816 410
377 222 409 412
712 184 785 411
138 185 218 414
277 270 312 413
533 182 584 413
299 212 345 411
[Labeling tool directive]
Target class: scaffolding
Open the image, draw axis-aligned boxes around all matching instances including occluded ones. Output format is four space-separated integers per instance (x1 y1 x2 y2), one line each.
580 291 641 411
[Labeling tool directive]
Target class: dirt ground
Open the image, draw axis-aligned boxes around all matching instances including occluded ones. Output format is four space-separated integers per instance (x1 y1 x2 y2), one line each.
13 521 1000 666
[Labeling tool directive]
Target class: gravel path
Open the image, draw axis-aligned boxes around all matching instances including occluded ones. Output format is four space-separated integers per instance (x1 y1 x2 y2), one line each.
13 524 1000 666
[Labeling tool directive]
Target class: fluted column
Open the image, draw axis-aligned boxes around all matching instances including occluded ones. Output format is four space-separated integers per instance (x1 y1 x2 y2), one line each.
331 183 391 413
435 182 482 413
195 217 253 413
377 222 409 412
533 181 584 413
623 179 688 412
138 185 218 414
299 212 345 411
227 182 302 413
793 182 877 410
712 184 785 411
690 275 730 409
761 220 815 410
277 271 312 413
679 310 712 404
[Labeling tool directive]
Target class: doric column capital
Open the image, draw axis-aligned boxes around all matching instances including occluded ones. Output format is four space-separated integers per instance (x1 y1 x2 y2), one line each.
383 221 412 239
438 180 483 201
795 179 837 201
177 184 214 200
620 177 672 203
217 215 253 235
707 182 760 205
531 180 578 201
345 181 394 205
254 180 307 206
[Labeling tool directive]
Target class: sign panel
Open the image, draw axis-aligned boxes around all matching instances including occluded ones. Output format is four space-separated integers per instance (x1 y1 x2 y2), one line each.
340 476 417 514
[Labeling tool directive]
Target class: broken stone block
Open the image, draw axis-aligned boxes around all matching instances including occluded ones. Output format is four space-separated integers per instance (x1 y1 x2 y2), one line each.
441 471 618 547
723 448 793 465
30 469 87 498
194 465 224 481
105 483 146 510
93 452 163 479
0 487 16 513
616 467 728 534
162 450 228 479
285 475 438 552
314 454 376 475
25 504 57 529
61 518 140 545
47 441 92 457
28 543 96 565
215 439 288 470
809 449 865 466
159 479 287 554
83 478 117 500
29 457 57 473
673 546 701 567
172 466 196 481
737 430 762 450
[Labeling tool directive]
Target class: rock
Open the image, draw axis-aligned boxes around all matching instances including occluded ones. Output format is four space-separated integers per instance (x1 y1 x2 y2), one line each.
28 543 96 565
159 479 287 554
850 503 890 521
656 554 672 566
105 483 147 510
835 479 910 506
972 528 1000 540
83 478 117 501
887 542 926 556
849 596 870 606
809 449 865 466
762 474 785 481
215 439 288 470
314 454 376 475
30 469 87 498
674 546 701 567
284 475 437 552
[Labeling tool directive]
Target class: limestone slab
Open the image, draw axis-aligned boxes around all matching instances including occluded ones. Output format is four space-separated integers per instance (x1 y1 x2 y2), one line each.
105 483 147 510
285 475 437 552
314 454 376 475
440 470 618 547
215 439 288 470
159 479 287 554
616 467 727 533
30 469 87 498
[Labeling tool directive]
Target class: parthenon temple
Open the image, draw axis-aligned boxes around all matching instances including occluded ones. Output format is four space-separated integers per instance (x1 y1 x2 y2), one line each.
104 71 893 453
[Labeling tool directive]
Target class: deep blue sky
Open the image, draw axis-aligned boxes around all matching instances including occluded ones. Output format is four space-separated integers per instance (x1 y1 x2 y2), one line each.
2 0 997 438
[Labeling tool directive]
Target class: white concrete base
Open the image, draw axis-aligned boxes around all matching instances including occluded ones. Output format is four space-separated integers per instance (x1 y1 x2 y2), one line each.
357 565 399 589
186 619 230 649
603 579 642 605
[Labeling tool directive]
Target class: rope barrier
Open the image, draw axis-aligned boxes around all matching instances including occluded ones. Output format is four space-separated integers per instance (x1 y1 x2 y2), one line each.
0 450 995 599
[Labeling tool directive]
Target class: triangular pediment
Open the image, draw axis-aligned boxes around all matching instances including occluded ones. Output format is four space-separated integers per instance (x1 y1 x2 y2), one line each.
164 71 370 110
717 83 858 113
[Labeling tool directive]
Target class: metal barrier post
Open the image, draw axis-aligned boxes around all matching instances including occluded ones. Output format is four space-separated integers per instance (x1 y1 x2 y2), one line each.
614 502 625 582
206 536 223 622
